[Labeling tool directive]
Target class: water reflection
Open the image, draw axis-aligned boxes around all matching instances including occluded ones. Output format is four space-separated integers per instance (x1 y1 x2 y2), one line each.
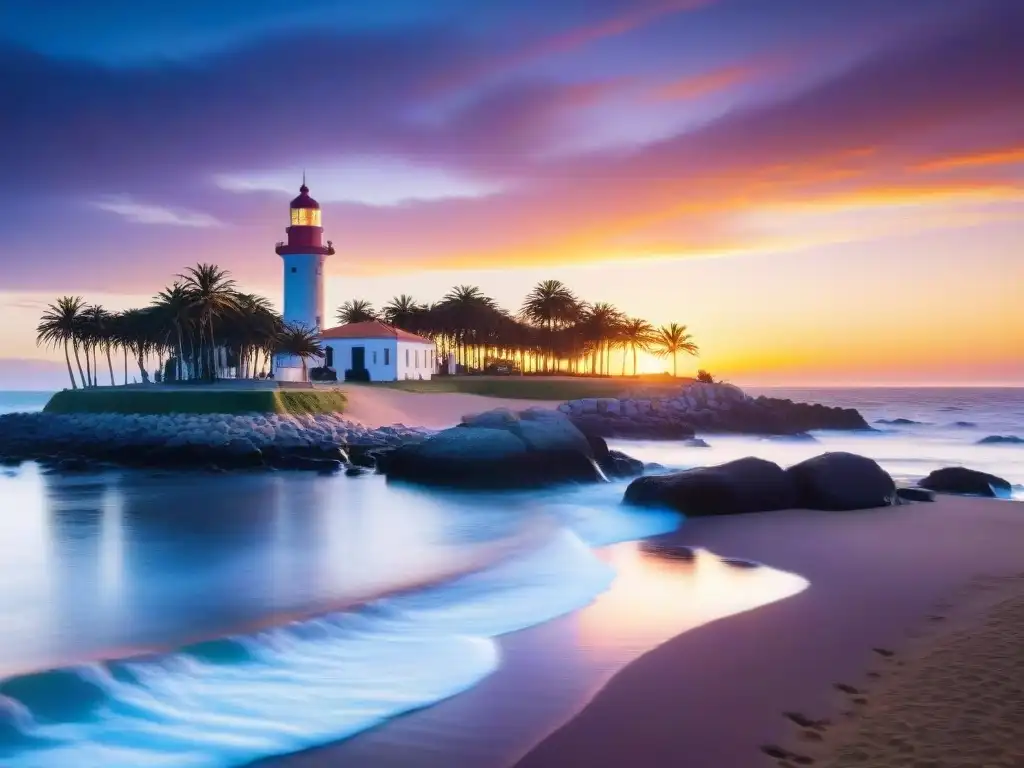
0 465 543 677
300 541 808 768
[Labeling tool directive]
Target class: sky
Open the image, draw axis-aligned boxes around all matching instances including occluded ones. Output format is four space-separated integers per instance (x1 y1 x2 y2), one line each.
1 0 1022 388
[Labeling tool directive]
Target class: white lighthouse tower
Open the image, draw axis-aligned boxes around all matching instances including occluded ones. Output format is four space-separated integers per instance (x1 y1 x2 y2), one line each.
274 177 335 381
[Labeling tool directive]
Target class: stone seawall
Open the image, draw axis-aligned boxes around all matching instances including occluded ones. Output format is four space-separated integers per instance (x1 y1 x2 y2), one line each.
0 412 429 472
558 382 869 439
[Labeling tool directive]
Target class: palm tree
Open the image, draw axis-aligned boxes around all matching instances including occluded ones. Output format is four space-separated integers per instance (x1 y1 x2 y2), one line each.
153 283 193 382
35 296 87 389
381 294 425 330
336 299 377 324
520 280 580 372
620 317 656 376
276 324 323 382
82 305 116 386
179 263 239 380
581 302 624 375
654 323 699 378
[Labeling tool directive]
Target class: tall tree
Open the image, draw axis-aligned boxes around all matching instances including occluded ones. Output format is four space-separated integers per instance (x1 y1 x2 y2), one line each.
382 294 426 330
179 263 239 380
520 280 580 371
276 324 323 382
35 296 87 389
336 299 377 324
620 317 656 376
654 323 699 378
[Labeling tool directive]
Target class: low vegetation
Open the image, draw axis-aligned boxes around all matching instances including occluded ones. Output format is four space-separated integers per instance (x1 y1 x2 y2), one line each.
367 375 691 401
43 388 346 416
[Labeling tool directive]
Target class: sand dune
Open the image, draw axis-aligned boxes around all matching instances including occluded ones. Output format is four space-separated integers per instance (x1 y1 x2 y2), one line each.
338 385 560 429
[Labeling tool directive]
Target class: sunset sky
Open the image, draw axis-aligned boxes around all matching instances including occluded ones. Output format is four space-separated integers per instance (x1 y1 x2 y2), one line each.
1 0 1022 388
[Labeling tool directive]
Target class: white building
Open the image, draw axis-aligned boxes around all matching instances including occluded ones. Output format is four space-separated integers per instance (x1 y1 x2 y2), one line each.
320 320 436 381
274 178 334 383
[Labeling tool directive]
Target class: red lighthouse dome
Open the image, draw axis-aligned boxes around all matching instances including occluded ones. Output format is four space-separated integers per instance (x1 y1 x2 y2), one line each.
276 178 335 256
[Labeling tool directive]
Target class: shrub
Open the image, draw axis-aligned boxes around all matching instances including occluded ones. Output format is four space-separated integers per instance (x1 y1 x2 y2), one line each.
344 368 371 382
310 366 338 382
696 369 717 384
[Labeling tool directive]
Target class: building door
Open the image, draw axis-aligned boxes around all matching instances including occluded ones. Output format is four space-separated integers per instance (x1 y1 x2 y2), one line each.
352 346 366 371
324 346 334 368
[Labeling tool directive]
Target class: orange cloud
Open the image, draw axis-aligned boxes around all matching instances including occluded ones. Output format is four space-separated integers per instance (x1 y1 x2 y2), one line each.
913 145 1024 172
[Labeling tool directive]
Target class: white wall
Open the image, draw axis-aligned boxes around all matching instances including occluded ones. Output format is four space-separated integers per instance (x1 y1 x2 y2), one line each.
396 340 437 381
281 253 326 330
322 339 396 381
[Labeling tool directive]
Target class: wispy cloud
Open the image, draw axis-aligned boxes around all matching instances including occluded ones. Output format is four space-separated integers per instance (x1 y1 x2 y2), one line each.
91 196 225 227
913 145 1024 172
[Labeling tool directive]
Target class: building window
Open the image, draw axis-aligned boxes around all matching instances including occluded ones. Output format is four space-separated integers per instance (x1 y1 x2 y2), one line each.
406 349 410 366
291 267 297 273
373 351 378 364
415 350 420 368
315 315 321 328
384 348 390 365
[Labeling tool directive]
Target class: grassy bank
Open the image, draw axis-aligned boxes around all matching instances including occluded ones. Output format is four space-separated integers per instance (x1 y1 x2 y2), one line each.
372 375 692 401
43 388 347 415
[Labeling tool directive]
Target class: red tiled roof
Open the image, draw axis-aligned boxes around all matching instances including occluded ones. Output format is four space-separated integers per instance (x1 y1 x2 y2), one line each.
319 320 433 344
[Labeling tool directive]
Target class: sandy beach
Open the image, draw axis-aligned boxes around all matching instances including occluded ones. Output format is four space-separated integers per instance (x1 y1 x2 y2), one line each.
337 385 561 429
255 492 1024 768
515 496 1024 768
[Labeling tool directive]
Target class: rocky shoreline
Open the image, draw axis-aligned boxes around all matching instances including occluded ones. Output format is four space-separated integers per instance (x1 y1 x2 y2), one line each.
558 382 869 439
0 411 429 473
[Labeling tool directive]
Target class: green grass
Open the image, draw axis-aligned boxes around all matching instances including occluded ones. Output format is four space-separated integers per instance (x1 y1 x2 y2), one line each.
368 375 691 401
43 388 347 415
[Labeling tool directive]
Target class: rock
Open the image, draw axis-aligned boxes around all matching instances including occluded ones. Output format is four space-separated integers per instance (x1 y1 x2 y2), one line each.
786 452 896 511
896 487 936 503
876 418 925 426
623 457 797 516
684 438 711 448
344 465 371 477
380 421 599 489
919 467 1013 498
977 435 1024 445
952 421 976 428
461 408 518 429
604 450 644 479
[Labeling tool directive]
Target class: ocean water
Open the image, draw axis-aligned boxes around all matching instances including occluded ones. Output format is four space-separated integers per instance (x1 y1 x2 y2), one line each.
0 391 52 415
0 386 1020 766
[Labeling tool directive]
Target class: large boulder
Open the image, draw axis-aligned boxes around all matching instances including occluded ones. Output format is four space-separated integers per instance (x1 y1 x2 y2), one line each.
919 467 1012 498
786 452 896 511
623 457 797 516
380 409 612 489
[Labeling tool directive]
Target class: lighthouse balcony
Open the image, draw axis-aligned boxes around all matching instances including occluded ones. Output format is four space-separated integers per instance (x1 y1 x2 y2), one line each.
276 241 335 256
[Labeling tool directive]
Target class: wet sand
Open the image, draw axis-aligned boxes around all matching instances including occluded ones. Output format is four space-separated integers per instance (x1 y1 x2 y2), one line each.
516 496 1024 768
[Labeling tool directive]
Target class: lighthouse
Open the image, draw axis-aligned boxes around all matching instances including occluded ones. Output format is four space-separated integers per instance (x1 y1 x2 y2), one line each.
274 178 335 381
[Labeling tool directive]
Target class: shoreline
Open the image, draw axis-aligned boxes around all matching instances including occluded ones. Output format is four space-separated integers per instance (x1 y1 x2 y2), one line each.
513 496 1024 768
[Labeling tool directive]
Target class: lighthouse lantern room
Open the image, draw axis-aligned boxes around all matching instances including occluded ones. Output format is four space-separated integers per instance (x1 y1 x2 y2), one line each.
274 179 335 381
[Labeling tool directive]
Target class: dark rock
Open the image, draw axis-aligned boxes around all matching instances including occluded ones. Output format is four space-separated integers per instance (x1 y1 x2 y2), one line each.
344 465 371 477
684 438 711 448
952 421 977 428
786 452 896 511
896 487 936 503
624 457 797 516
603 450 644 479
644 462 667 472
876 418 924 426
381 416 601 489
919 466 1012 497
977 435 1024 445
271 455 343 473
